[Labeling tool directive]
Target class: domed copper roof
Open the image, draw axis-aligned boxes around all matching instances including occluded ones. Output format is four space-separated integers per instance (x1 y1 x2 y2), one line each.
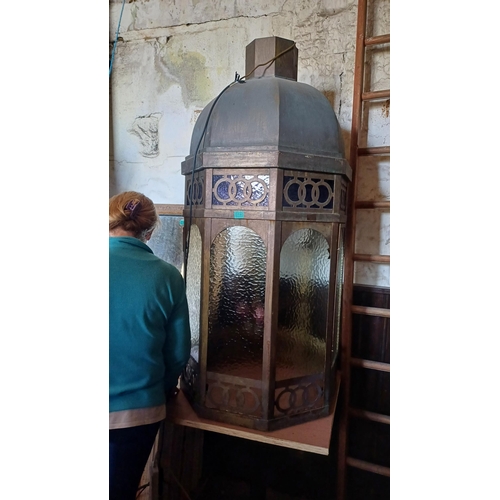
182 37 351 179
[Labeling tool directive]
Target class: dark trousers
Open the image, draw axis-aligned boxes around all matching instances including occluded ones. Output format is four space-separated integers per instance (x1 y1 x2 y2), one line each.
109 421 161 500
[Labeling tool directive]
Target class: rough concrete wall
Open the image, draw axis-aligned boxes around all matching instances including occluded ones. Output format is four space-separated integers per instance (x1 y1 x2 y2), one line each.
109 0 390 286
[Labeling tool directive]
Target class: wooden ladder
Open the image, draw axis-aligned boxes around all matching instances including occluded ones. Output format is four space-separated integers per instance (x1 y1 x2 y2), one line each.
337 0 390 497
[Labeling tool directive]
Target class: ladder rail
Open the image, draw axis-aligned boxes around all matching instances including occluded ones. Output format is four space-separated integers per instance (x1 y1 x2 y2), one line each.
337 0 390 497
337 0 369 497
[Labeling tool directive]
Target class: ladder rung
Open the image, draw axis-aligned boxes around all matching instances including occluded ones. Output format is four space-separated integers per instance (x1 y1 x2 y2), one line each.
351 358 390 372
349 407 390 425
355 200 390 209
354 254 390 264
358 146 390 156
351 305 390 318
346 457 390 477
362 89 390 101
365 34 390 46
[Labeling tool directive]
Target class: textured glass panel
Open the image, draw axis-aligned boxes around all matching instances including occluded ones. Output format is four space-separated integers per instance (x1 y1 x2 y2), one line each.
332 226 345 367
186 225 202 362
277 229 330 380
208 226 266 380
147 215 183 272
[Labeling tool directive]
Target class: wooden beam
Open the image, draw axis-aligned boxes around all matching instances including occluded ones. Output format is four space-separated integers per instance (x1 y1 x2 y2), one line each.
357 146 390 156
350 358 390 372
351 305 390 318
164 380 340 456
355 200 390 209
349 407 390 425
346 457 390 476
362 89 390 101
354 254 390 264
365 34 390 46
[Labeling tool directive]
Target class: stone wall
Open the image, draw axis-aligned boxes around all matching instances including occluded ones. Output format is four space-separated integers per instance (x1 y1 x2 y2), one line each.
109 0 390 285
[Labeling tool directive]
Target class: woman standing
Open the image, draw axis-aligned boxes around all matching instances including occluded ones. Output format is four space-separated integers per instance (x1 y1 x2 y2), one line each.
109 191 191 500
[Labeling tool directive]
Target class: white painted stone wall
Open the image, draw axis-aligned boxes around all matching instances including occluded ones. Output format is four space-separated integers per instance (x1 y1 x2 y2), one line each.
109 0 390 286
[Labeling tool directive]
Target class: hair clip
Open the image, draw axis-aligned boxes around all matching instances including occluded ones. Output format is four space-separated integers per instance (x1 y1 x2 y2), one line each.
125 199 141 219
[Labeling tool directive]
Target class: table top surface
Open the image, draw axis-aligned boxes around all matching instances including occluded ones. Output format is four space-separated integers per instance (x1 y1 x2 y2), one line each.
164 375 339 456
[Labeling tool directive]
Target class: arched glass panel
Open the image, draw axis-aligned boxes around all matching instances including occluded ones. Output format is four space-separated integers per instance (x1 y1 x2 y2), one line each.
277 228 330 380
185 225 202 362
207 226 266 380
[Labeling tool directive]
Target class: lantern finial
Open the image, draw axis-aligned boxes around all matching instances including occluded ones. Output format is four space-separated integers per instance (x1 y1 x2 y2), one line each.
245 36 298 81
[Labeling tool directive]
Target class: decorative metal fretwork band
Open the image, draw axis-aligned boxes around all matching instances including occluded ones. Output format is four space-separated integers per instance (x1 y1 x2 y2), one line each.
212 174 270 207
186 172 205 206
283 175 335 209
274 380 324 416
206 380 262 416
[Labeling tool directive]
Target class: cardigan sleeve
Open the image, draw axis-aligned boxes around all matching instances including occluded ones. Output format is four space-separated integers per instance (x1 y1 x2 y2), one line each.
162 276 192 392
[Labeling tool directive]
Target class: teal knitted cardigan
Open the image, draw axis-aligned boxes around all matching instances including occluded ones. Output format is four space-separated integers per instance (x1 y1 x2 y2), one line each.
109 237 191 413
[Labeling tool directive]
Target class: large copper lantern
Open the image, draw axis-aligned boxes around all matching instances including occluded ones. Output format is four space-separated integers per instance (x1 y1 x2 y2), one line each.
180 37 352 431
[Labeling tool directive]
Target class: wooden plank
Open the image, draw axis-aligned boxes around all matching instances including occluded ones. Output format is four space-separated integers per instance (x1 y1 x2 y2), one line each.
164 375 340 456
357 146 390 156
351 305 390 318
355 200 390 209
136 431 160 500
346 457 390 476
179 428 204 494
350 358 390 372
348 407 390 425
361 89 390 101
160 422 193 500
354 254 390 263
365 34 390 46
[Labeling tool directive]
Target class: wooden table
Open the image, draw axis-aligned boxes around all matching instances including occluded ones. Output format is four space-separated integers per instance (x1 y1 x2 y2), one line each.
158 376 340 499
164 374 340 456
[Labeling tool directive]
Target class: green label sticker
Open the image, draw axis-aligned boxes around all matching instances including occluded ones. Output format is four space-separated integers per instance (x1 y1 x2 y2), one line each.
234 211 245 219
179 219 184 226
